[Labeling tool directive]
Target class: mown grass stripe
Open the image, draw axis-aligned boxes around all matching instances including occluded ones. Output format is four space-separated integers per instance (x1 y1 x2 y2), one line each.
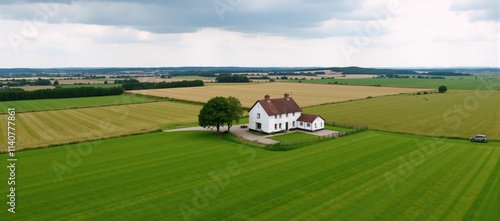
460 148 500 220
438 148 496 220
355 142 460 220
394 146 485 221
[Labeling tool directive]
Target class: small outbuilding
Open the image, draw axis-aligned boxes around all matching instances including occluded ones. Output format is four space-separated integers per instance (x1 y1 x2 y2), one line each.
296 113 325 132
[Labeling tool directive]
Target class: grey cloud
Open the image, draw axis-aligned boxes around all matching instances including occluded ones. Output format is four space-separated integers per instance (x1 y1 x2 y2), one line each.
0 0 366 37
450 0 499 22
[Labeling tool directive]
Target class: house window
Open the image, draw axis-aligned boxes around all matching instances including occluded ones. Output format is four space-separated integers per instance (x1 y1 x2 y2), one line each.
293 113 295 116
275 124 277 130
300 122 303 126
315 123 317 128
257 113 261 119
280 114 282 118
279 123 282 129
256 122 262 130
275 115 277 119
307 123 311 127
286 113 289 117
292 121 295 127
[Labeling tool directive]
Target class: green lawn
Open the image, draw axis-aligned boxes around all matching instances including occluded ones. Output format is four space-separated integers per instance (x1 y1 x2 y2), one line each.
305 90 500 141
298 76 500 90
1 130 498 220
324 124 352 131
0 94 158 113
269 131 318 142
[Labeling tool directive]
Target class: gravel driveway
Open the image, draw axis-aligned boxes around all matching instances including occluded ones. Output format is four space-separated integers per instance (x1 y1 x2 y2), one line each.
164 125 279 145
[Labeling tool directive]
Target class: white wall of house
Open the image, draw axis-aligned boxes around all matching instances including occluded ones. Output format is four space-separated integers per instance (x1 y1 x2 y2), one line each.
296 121 310 131
249 103 270 132
312 117 325 131
266 112 301 133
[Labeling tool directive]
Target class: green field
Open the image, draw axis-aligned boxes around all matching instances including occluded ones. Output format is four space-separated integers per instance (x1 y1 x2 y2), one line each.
305 90 500 140
270 131 318 142
1 130 498 220
324 124 352 131
300 76 500 90
0 95 158 113
58 84 122 88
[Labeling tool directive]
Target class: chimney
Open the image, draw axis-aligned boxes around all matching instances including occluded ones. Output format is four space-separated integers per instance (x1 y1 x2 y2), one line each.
284 93 290 100
265 94 271 102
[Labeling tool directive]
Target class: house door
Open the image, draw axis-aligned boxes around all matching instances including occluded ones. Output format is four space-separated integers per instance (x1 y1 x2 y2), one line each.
286 122 289 130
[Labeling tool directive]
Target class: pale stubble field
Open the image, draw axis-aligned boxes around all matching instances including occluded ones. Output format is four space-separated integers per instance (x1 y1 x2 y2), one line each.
129 82 429 107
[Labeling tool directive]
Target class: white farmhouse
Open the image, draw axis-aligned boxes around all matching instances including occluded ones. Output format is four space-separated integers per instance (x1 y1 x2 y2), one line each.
248 93 325 134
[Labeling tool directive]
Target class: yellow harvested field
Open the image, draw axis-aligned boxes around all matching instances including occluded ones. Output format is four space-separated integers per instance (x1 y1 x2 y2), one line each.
129 82 430 107
0 101 200 151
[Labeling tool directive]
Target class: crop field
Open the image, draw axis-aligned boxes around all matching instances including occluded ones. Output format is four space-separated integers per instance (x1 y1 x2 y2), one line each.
0 95 158 113
1 131 498 220
304 90 500 140
0 101 201 151
129 82 427 107
301 76 500 90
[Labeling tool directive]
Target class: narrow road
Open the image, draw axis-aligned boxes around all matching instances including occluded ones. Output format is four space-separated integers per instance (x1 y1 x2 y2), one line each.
164 125 279 145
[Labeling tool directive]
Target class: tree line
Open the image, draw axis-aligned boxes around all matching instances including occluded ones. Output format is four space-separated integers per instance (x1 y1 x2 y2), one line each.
113 79 140 84
2 78 52 86
215 75 250 83
331 67 416 75
122 80 204 90
425 72 471 76
0 86 124 101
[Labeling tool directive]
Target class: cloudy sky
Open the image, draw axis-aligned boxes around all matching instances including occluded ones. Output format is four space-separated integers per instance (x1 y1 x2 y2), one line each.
0 0 498 68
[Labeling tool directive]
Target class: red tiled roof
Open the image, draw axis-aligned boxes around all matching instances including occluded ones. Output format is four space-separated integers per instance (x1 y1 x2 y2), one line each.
297 113 323 123
251 97 302 116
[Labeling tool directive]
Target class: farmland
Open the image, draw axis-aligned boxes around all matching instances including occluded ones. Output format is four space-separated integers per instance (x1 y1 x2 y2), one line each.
1 130 498 220
304 90 500 140
130 82 427 107
0 101 200 151
300 76 500 90
0 94 158 113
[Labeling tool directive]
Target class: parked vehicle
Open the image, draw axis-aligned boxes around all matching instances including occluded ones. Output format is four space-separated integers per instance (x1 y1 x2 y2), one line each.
470 134 488 143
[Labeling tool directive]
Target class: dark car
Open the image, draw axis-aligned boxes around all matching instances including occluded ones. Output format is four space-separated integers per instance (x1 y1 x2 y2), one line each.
470 134 488 143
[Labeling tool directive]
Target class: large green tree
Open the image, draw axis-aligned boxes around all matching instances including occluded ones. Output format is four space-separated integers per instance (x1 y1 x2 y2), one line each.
198 96 230 133
226 96 244 132
198 96 244 133
438 85 448 93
